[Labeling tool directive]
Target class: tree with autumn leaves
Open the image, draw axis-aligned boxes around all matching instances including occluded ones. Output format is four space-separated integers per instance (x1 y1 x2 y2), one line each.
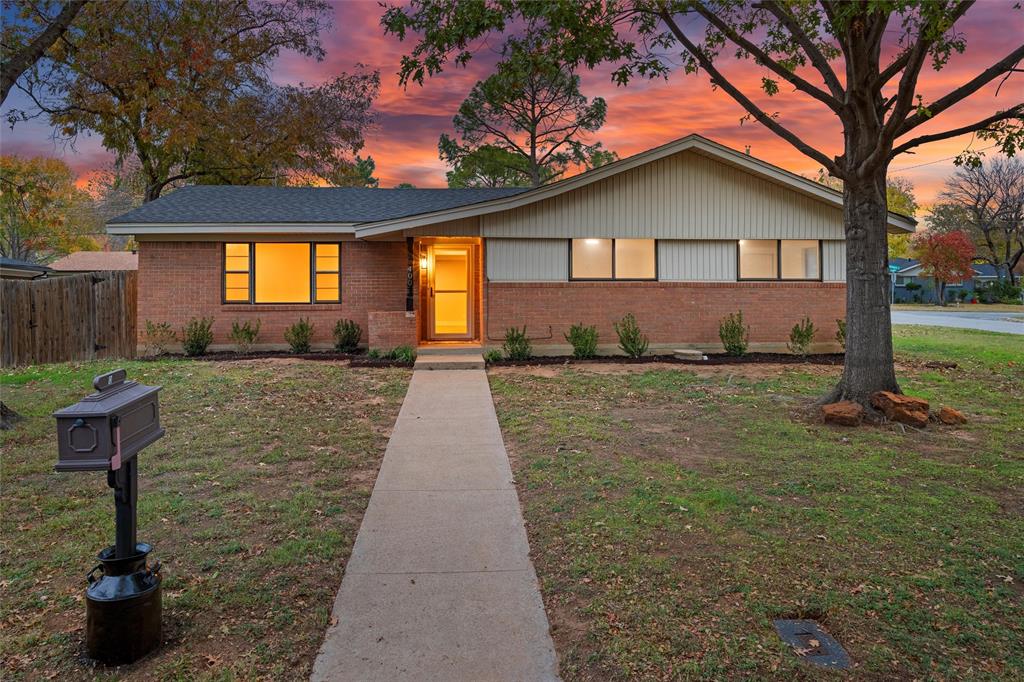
7 0 379 201
0 155 99 263
912 230 977 306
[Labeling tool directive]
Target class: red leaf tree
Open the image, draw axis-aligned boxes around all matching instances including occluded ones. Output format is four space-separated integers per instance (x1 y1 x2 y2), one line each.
912 230 976 306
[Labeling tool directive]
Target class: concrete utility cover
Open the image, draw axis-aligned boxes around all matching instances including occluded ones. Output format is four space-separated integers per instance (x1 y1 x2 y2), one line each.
773 619 851 670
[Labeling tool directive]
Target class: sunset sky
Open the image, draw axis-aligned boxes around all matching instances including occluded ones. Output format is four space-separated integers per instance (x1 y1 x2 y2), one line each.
1 0 1022 212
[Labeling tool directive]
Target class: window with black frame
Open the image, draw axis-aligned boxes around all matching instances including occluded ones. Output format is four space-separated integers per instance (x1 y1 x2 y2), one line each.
570 238 656 280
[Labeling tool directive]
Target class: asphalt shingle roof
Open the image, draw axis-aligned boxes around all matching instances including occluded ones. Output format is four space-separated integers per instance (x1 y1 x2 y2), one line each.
107 185 530 225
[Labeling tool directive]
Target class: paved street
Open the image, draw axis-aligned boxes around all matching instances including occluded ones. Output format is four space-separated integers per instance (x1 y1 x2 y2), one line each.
891 309 1024 335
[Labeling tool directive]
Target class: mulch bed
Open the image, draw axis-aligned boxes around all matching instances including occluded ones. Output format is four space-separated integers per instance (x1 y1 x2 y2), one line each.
138 350 414 368
488 352 847 367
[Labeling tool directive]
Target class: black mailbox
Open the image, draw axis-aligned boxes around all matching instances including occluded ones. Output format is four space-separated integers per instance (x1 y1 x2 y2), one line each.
53 368 165 665
54 368 164 472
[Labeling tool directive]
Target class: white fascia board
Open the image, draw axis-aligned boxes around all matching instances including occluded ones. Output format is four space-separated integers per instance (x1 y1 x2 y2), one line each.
106 222 358 235
353 134 918 237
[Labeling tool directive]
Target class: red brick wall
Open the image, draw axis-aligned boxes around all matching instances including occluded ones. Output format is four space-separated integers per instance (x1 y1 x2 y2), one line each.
484 281 846 352
137 240 410 350
368 311 418 349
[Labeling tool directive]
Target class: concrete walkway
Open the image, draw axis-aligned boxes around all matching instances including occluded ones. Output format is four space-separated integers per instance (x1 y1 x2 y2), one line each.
892 309 1024 335
311 369 559 681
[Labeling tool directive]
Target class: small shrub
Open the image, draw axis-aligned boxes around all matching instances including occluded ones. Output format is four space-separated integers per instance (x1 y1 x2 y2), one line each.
718 311 749 356
483 349 504 364
835 318 846 350
229 319 261 353
614 313 648 358
564 323 598 359
143 320 177 356
386 345 416 363
284 318 314 354
787 317 816 357
956 289 969 302
181 317 214 356
503 326 532 361
333 319 362 352
367 348 382 359
980 279 1022 304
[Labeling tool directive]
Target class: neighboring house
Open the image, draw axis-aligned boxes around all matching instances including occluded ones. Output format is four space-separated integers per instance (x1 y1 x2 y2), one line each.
0 257 51 280
890 258 1000 303
106 134 915 354
49 250 138 272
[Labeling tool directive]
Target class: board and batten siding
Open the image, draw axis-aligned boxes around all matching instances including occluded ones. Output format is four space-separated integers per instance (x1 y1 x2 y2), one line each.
658 240 736 281
480 150 845 240
486 238 568 281
822 240 846 282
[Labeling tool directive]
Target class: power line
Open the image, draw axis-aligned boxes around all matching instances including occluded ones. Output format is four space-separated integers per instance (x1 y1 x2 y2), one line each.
890 144 999 171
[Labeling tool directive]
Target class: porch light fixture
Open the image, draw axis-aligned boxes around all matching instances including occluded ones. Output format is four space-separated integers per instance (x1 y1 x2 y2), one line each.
584 238 601 245
419 256 428 270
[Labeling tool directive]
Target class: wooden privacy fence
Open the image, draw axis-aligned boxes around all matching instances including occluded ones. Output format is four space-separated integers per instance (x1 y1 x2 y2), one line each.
1 271 137 367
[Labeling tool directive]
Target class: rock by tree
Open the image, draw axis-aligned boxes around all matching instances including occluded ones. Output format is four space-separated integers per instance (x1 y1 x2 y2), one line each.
912 230 976 305
437 40 615 187
10 0 378 202
931 158 1024 284
383 0 1024 407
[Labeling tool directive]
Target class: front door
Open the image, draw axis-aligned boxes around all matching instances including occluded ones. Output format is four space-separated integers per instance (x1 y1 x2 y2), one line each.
426 244 474 341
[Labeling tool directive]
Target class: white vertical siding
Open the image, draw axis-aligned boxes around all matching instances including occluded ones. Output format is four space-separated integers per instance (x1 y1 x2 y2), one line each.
822 240 846 281
658 240 736 281
480 150 845 240
486 238 568 281
406 217 479 237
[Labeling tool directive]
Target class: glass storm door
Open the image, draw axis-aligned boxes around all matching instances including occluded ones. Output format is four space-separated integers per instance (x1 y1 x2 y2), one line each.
427 245 472 340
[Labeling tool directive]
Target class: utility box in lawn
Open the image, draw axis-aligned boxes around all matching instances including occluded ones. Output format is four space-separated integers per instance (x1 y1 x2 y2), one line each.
53 368 165 665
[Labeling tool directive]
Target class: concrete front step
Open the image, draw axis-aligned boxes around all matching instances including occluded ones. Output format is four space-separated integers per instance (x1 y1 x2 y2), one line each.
414 353 485 370
417 344 483 356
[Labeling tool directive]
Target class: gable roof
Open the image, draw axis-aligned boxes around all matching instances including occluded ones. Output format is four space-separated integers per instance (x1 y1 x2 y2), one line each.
107 186 528 230
107 134 917 237
353 134 917 237
50 250 139 271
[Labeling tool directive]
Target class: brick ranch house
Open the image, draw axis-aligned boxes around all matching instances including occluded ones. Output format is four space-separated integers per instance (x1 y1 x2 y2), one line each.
107 135 916 354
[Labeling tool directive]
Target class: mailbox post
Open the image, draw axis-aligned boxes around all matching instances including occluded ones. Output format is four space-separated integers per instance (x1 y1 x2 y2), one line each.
54 368 165 664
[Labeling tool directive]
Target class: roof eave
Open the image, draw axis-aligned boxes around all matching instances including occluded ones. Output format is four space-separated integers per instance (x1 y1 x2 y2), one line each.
106 222 359 235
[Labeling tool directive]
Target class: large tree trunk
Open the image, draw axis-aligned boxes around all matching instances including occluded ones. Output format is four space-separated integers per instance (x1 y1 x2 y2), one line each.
824 170 900 406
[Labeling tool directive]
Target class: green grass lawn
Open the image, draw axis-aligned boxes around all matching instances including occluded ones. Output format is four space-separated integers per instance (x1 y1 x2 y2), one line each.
1 359 409 680
491 326 1023 680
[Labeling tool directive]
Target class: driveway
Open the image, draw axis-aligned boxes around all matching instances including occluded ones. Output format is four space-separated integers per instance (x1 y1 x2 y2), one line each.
891 309 1024 335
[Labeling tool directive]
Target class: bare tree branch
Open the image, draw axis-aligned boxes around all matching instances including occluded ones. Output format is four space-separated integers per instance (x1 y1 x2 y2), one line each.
896 44 1024 137
891 104 1024 157
1 0 89 104
659 9 843 177
753 0 845 100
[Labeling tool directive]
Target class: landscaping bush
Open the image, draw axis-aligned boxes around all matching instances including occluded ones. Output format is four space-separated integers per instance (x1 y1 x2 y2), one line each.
614 313 648 358
143 320 177 356
284 318 314 354
386 345 416 363
979 279 1022 304
333 319 362 352
503 326 532 360
718 311 749 356
787 317 816 357
956 289 969 303
229 319 261 353
564 323 598 359
367 348 382 359
483 349 504 363
835 318 846 350
181 317 214 356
